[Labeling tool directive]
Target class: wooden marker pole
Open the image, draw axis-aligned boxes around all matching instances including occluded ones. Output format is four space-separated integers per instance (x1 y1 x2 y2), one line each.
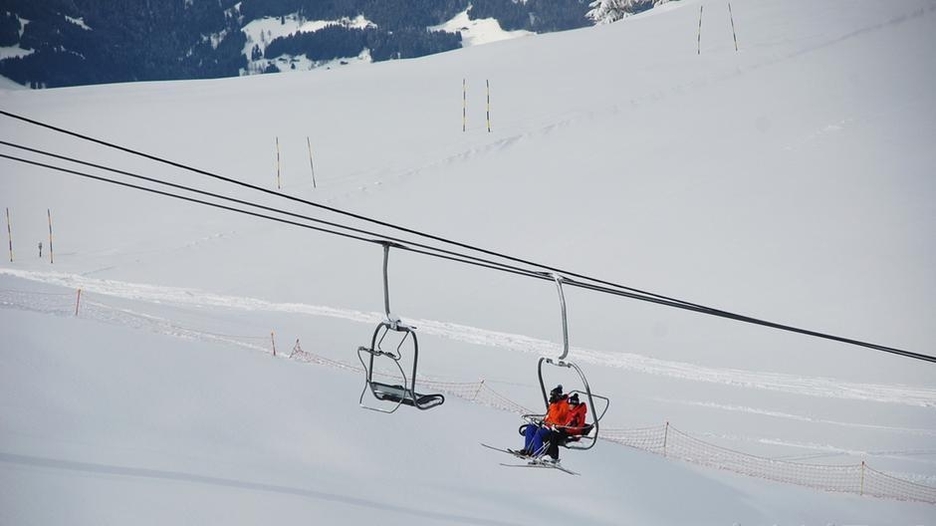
275 137 282 190
307 136 317 189
75 288 82 316
486 79 492 133
271 331 277 357
47 208 54 264
728 2 739 52
697 5 703 55
462 78 467 132
5 207 11 262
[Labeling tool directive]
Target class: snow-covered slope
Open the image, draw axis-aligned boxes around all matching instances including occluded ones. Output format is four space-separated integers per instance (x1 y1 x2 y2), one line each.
2 0 935 523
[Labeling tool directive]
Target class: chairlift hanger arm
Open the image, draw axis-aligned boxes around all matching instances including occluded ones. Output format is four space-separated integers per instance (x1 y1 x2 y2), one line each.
382 243 392 321
553 274 570 362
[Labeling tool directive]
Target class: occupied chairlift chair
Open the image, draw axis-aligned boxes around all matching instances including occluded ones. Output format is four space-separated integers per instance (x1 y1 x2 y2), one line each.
356 243 445 413
521 275 609 450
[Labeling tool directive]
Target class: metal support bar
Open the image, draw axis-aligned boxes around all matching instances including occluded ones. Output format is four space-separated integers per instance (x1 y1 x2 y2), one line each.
553 274 569 361
382 243 392 321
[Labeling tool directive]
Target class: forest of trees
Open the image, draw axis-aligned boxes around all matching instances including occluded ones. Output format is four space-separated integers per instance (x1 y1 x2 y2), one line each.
0 0 245 87
469 0 592 32
0 0 609 88
264 25 461 63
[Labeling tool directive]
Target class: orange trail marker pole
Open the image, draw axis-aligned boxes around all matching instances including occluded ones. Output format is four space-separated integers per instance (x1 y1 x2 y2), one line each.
728 2 739 52
697 5 703 55
486 79 492 133
275 137 282 190
47 208 54 264
307 137 317 189
5 207 12 262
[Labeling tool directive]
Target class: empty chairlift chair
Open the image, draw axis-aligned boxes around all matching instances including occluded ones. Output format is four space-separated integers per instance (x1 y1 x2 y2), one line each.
356 243 444 413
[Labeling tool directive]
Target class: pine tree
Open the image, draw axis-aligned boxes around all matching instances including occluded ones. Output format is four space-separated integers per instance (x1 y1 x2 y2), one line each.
587 0 627 24
586 0 667 25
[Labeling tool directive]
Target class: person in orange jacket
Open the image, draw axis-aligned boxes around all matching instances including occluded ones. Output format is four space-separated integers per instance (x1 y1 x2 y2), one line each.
544 392 590 459
563 393 589 435
519 385 568 458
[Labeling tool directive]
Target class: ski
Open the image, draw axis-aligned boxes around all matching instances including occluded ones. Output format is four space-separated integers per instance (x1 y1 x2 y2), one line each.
480 443 529 459
499 460 579 476
481 443 579 475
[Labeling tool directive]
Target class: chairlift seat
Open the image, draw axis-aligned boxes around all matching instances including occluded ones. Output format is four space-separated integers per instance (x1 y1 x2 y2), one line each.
562 423 594 443
370 381 445 410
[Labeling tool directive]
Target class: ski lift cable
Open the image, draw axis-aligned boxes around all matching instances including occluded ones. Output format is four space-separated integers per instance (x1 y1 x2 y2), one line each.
0 143 766 316
5 152 931 366
0 152 373 243
0 113 931 363
8 107 920 360
0 151 546 283
0 142 546 281
0 147 747 316
0 110 896 326
0 109 735 310
567 279 936 363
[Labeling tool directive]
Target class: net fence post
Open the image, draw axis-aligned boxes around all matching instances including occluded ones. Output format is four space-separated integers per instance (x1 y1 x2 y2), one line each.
860 460 866 496
663 421 669 457
473 379 485 401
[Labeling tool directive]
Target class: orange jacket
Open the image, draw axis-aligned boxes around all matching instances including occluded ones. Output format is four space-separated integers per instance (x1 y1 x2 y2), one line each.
563 403 588 435
543 398 569 427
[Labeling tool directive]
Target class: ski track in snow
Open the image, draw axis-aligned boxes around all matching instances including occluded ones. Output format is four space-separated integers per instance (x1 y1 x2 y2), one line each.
3 268 936 409
321 3 936 200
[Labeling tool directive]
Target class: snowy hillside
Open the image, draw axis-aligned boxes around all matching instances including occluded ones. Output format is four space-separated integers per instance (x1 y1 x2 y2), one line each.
246 9 534 75
2 0 935 524
240 14 378 74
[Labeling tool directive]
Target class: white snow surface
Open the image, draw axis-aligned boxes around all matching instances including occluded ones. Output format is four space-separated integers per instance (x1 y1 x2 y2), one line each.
64 16 91 31
0 45 34 61
2 0 936 524
430 9 535 47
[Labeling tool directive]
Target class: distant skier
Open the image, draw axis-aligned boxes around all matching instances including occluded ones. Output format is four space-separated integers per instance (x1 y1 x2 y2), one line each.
38 241 42 258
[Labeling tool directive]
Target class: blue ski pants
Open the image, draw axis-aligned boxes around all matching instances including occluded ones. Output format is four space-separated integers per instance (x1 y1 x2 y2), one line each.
523 424 554 456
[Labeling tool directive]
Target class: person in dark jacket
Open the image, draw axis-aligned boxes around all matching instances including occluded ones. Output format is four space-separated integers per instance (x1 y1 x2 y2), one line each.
519 384 568 458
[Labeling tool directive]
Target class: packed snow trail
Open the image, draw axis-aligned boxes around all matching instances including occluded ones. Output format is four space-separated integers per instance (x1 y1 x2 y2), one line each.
3 268 935 408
